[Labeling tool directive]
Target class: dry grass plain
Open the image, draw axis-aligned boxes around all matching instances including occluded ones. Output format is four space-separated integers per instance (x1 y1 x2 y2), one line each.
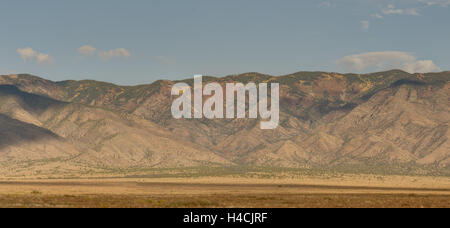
0 174 449 208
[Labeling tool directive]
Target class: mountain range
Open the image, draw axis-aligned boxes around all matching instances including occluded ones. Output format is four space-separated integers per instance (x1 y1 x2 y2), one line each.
0 70 448 177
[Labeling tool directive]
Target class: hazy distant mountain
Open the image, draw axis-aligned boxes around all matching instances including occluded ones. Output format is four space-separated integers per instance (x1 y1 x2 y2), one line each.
0 70 448 176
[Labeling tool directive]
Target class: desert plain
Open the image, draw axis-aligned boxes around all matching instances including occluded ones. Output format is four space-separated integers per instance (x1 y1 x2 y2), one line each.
0 172 448 208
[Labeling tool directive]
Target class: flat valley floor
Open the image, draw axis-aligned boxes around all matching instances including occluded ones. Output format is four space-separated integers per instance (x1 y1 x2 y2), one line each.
0 175 449 208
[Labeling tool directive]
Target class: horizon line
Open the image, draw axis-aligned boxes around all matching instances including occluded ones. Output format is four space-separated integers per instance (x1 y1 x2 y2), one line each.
1 69 448 87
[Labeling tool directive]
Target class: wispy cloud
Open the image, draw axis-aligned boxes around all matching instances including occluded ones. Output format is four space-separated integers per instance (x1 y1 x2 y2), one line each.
36 53 54 65
419 0 450 7
78 45 131 61
17 47 54 65
382 4 420 16
371 13 383 19
318 1 333 8
402 60 441 73
78 45 96 56
361 20 370 31
337 51 440 73
362 3 421 31
98 48 131 60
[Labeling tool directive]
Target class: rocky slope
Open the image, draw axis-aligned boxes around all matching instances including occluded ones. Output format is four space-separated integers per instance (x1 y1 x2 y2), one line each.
0 70 448 176
0 85 231 176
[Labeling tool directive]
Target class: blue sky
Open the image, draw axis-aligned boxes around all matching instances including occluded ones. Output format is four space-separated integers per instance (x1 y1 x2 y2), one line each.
1 0 449 85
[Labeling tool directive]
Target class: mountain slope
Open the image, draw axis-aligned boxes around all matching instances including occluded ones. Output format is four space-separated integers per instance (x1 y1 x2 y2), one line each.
0 113 78 163
242 82 450 169
0 85 231 173
0 70 448 176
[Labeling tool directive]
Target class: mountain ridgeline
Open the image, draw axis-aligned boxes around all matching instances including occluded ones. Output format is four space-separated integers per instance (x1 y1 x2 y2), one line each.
0 70 448 177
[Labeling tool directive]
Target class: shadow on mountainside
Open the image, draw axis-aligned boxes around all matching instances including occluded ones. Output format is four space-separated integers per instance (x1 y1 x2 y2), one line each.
0 85 67 115
0 113 63 151
0 85 68 151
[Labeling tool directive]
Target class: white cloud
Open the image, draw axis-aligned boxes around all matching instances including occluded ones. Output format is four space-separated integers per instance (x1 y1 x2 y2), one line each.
382 5 420 16
17 47 54 65
36 53 54 65
361 20 370 30
78 46 130 61
402 60 441 73
419 0 450 7
337 51 441 73
17 47 38 62
371 13 384 19
338 51 415 71
98 48 131 60
318 2 333 8
78 45 96 56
